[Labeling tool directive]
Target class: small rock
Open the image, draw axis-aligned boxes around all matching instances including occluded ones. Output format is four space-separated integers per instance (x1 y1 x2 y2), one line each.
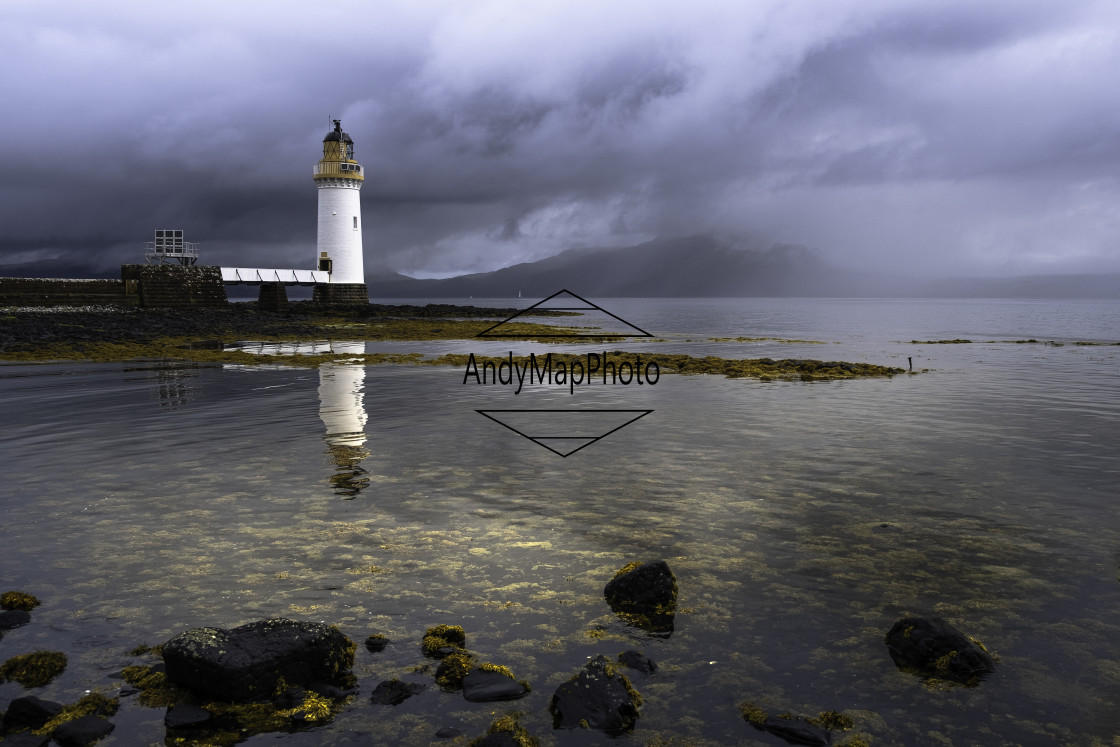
164 704 214 729
461 667 530 702
435 726 462 738
51 715 115 746
549 655 641 734
1 695 63 730
617 650 657 674
369 678 425 705
885 616 996 685
364 634 389 653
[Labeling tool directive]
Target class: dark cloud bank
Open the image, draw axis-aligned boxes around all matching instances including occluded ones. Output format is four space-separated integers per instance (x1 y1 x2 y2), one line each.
2 0 1119 291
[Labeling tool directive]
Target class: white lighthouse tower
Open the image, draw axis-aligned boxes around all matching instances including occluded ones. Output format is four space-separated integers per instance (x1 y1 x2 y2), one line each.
312 119 368 304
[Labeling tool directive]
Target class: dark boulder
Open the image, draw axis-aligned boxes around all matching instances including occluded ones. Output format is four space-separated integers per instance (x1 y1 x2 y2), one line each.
2 695 63 731
603 560 677 635
162 618 356 701
51 715 115 746
369 679 425 705
549 655 641 734
461 666 530 702
885 616 996 685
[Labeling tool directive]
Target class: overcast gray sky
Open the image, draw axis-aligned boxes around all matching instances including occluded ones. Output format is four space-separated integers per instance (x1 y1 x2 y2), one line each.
2 0 1118 278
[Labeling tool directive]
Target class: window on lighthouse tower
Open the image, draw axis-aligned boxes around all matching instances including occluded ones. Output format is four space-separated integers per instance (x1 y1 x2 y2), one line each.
353 216 358 230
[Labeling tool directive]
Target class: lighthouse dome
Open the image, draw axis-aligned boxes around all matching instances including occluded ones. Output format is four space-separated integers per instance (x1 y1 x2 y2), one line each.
324 119 353 143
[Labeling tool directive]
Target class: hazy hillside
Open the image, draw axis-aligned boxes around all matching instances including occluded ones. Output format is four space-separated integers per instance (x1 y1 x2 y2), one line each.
367 235 1120 299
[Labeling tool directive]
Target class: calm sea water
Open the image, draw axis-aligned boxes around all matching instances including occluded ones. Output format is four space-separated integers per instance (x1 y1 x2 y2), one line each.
2 297 1119 745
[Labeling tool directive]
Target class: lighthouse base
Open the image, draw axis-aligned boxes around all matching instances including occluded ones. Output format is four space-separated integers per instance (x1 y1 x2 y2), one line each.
313 283 369 306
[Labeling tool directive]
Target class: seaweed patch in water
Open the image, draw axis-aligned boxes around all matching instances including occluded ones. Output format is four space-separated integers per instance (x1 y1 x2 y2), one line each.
0 650 67 687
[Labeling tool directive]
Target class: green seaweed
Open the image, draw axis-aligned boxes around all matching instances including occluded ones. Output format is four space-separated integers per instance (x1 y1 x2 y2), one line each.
0 650 67 687
434 651 475 690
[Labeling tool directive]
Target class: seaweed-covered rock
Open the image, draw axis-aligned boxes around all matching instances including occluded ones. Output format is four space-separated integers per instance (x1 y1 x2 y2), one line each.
1 695 62 730
461 664 530 702
549 655 641 734
740 702 856 746
435 651 475 690
0 592 40 612
603 560 677 635
369 678 425 705
162 618 356 701
0 651 67 688
885 616 996 685
51 715 115 746
470 714 538 746
0 610 32 630
421 624 466 658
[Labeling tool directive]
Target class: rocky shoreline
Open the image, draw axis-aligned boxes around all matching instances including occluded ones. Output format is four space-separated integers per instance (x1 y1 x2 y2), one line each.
1 565 997 745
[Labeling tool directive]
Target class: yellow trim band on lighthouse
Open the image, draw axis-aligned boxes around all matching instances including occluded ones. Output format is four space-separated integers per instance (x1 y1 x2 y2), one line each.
313 119 364 183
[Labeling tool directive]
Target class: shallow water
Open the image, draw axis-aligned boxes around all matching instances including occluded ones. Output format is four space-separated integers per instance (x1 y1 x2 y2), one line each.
2 298 1119 745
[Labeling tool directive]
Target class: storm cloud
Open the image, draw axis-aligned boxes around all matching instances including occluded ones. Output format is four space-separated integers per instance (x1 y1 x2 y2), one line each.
2 0 1118 278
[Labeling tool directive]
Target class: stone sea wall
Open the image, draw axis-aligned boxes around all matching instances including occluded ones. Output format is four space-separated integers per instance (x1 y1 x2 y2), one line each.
120 265 228 308
0 277 135 308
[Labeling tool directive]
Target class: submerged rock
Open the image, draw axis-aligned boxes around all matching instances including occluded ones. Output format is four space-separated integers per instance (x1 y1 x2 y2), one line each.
163 703 214 729
740 702 857 746
471 714 538 746
0 610 31 630
549 655 641 734
617 650 657 674
1 695 63 731
369 678 425 705
603 560 678 635
162 618 356 701
885 616 996 685
51 715 115 746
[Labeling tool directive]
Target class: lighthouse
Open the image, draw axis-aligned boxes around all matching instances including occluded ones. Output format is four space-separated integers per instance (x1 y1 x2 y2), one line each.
312 119 368 304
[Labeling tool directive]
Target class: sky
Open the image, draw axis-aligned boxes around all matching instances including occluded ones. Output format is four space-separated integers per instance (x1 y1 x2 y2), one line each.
2 0 1119 279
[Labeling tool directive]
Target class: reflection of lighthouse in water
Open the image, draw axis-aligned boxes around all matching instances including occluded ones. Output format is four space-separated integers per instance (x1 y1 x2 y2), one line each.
318 342 370 497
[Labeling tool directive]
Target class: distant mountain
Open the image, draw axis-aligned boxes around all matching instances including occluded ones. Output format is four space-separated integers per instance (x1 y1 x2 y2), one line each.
367 235 1120 299
368 235 855 298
